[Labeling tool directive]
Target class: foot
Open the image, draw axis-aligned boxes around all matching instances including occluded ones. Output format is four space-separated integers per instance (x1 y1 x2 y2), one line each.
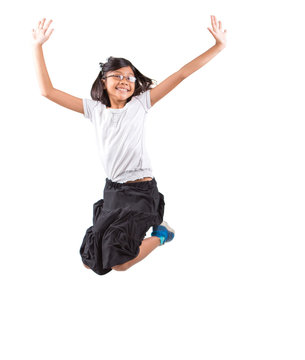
151 221 175 245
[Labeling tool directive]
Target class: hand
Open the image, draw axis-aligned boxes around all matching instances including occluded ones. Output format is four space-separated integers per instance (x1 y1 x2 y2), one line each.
207 15 227 48
32 18 54 45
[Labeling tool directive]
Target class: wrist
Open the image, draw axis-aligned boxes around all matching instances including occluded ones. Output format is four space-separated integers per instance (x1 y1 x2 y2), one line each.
32 42 43 48
215 42 226 50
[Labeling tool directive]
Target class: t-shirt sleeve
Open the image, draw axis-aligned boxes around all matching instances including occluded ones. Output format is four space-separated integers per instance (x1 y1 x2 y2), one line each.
134 90 151 112
82 98 101 122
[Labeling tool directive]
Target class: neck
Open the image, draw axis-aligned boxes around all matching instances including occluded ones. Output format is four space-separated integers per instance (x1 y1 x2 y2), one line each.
107 98 127 109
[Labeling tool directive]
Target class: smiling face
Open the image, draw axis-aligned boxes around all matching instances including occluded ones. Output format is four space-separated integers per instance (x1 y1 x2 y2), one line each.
102 66 136 108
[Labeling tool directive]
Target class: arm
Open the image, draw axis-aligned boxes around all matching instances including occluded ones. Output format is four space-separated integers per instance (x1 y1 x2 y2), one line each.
150 71 185 107
179 43 225 79
150 15 227 107
180 15 227 78
150 44 224 107
32 18 84 114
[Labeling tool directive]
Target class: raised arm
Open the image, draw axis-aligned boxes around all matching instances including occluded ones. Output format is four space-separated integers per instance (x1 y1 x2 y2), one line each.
32 18 84 114
150 15 227 107
179 15 227 78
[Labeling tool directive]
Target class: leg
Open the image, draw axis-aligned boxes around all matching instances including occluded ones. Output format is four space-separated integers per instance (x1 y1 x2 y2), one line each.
112 236 160 271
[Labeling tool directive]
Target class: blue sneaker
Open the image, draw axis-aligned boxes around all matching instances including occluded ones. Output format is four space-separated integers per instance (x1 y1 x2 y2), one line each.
151 221 175 245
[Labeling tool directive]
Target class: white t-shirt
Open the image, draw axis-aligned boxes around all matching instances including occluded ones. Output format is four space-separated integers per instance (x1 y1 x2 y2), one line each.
82 90 154 183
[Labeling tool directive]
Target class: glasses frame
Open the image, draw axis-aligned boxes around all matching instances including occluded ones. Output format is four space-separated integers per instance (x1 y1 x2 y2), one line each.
102 74 137 83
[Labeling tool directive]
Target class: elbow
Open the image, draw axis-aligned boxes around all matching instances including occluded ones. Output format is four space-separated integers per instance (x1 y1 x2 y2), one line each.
41 90 53 98
177 69 187 81
41 87 54 98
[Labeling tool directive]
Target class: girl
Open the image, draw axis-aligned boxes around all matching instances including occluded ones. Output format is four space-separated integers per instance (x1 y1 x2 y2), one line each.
32 16 227 276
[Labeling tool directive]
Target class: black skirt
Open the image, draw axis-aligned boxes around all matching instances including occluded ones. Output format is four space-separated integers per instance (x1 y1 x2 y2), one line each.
80 177 165 275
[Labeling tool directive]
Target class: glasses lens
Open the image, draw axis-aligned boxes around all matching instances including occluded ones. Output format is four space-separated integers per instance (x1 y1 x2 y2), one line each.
111 74 136 82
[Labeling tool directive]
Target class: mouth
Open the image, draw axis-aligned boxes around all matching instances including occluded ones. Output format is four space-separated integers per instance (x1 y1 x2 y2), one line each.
116 87 129 92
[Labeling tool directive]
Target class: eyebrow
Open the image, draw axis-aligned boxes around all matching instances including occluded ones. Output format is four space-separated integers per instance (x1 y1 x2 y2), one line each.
113 71 135 76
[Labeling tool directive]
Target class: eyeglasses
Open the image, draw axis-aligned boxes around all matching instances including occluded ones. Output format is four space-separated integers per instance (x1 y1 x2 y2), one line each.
103 74 137 83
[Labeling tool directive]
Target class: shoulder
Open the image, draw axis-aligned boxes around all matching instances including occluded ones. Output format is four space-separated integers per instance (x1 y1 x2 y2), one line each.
131 90 151 112
83 98 103 108
82 98 105 120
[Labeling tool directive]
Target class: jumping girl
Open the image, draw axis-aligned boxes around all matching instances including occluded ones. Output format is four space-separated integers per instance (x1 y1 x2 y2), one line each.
32 16 227 275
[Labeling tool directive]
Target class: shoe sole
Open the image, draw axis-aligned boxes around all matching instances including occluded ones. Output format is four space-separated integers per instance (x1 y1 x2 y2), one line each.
161 221 175 235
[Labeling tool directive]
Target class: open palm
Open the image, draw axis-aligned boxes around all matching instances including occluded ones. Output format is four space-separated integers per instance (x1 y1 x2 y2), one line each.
32 18 54 45
207 15 227 47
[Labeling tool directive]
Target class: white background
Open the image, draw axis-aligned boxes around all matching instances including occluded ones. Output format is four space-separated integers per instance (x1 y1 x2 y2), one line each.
1 0 305 359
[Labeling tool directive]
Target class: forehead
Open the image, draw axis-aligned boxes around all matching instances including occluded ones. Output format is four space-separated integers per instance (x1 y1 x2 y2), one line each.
111 66 134 75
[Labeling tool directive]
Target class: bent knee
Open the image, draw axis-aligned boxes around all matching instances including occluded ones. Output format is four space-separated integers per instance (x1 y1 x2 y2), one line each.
112 264 128 271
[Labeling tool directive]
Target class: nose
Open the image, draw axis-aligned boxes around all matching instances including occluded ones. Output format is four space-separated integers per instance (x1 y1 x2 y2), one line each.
118 77 131 89
120 76 129 84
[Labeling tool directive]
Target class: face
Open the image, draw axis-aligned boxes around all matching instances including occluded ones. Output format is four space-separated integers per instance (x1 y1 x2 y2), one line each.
102 66 136 102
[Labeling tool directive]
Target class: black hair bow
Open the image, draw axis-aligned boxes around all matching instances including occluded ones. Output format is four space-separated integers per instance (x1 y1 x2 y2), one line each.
99 62 105 72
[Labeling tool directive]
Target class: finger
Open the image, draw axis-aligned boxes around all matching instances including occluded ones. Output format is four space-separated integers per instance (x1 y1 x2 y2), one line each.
46 28 54 39
212 15 217 31
207 27 215 37
219 20 222 31
210 15 215 28
40 18 46 29
45 19 53 31
210 15 214 27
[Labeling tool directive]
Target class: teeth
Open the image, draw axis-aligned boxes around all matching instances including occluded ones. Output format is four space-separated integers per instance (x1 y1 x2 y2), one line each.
116 88 128 92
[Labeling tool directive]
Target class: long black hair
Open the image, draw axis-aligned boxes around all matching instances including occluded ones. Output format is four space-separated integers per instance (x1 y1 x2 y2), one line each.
90 56 157 107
